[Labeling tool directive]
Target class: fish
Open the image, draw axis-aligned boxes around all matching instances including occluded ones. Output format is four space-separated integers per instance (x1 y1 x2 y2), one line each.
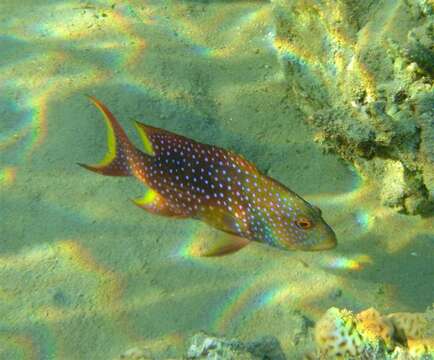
79 96 337 255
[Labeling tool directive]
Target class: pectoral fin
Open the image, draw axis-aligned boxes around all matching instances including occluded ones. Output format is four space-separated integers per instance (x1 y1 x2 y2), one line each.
190 225 250 257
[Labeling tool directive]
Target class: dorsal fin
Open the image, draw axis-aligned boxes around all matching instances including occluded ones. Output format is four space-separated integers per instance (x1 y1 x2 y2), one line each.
227 150 260 175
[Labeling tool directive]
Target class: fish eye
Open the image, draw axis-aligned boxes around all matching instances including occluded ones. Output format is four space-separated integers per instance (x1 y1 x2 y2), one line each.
296 217 313 230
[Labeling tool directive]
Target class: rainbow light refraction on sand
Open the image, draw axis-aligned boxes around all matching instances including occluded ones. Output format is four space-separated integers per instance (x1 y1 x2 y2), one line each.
325 255 373 271
0 167 17 188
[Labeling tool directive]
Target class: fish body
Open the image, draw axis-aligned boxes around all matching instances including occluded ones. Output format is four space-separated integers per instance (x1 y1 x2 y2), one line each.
79 96 337 254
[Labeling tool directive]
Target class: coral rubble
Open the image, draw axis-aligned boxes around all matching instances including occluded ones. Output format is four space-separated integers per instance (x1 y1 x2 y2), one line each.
271 0 434 215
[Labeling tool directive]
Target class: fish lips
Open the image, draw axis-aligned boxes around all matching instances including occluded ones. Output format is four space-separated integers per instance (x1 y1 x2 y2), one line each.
289 225 337 252
306 225 337 251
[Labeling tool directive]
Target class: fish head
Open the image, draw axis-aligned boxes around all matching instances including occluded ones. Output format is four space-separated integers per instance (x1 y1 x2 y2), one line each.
278 196 337 251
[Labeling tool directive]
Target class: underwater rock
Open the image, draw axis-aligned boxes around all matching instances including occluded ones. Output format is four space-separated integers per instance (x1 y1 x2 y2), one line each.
186 332 255 360
312 305 434 359
187 332 286 360
271 0 434 215
380 160 408 211
117 347 155 360
117 332 286 360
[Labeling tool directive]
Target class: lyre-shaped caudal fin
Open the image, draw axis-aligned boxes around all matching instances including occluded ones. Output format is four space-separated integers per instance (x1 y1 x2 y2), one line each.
78 96 138 176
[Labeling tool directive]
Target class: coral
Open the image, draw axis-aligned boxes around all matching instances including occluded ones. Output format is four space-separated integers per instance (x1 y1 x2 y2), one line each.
357 308 396 350
406 338 434 358
314 307 388 359
388 312 430 340
313 306 434 359
115 308 434 359
271 0 434 215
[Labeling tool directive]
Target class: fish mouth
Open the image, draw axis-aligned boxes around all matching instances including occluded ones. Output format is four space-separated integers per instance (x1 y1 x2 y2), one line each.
309 227 337 251
308 236 337 251
299 227 337 251
281 223 337 252
282 234 337 251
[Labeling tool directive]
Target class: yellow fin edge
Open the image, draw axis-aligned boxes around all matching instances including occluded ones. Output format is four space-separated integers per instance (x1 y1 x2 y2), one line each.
133 188 158 206
134 121 155 156
87 96 117 167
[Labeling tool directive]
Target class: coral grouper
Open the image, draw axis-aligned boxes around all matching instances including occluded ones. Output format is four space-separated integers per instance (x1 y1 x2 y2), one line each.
79 96 337 255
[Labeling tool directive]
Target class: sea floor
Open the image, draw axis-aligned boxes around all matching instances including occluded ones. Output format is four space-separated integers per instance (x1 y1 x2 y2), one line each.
0 1 432 359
